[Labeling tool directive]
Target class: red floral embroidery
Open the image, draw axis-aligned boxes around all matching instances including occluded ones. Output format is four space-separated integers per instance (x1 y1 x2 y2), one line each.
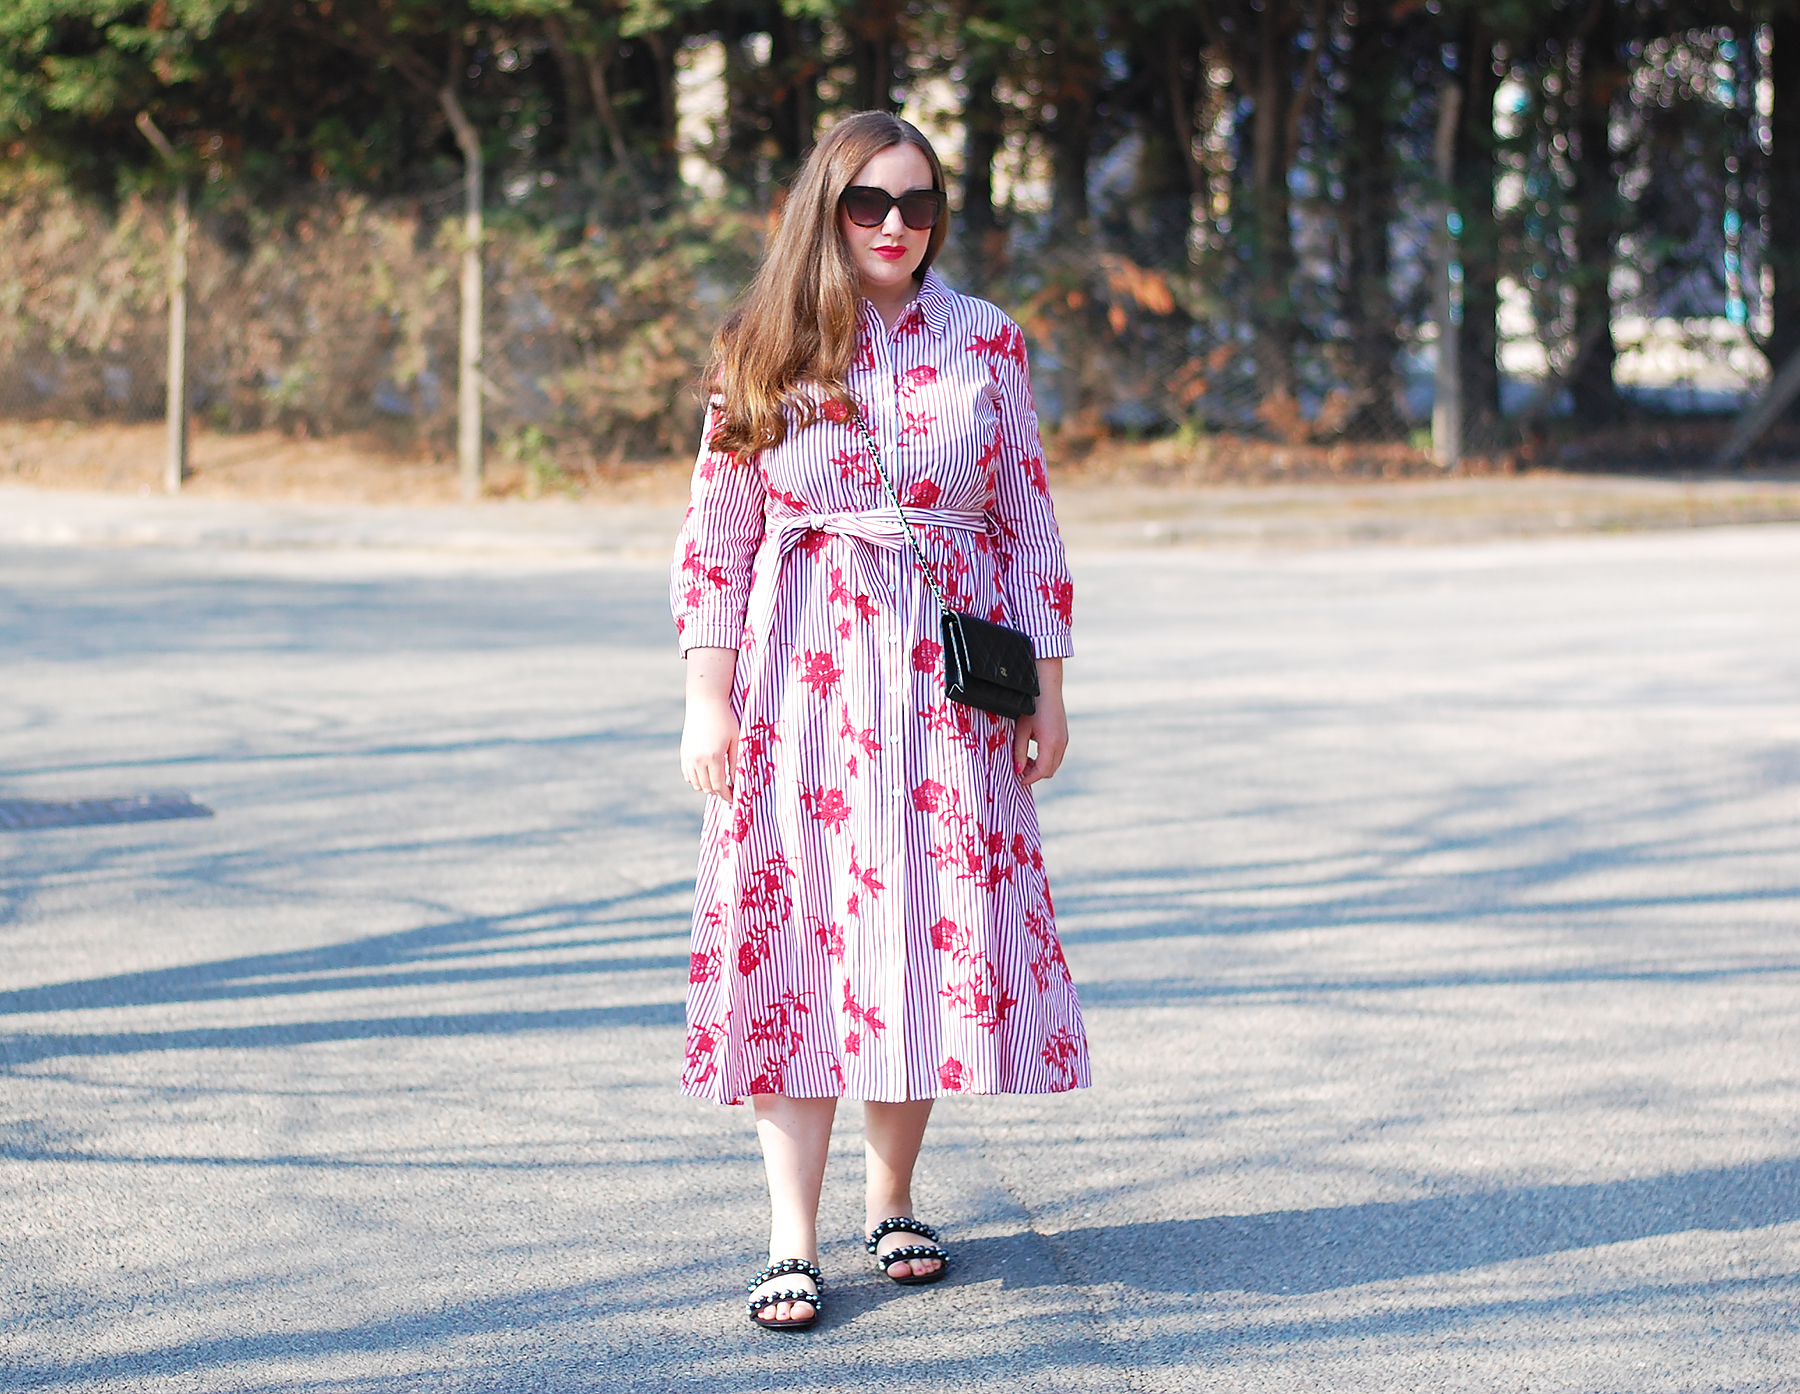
747 988 814 1057
689 946 722 984
967 323 1028 373
912 638 943 672
848 845 885 898
898 364 938 397
922 698 984 755
736 854 794 976
942 959 1017 1033
1036 576 1074 626
911 779 951 814
796 650 843 699
1024 906 1069 992
899 408 938 442
801 784 852 832
736 719 781 798
902 479 942 508
939 1056 968 1092
841 982 887 1040
834 447 877 487
680 539 731 591
683 1018 729 1091
839 706 882 766
1041 1025 1083 1090
975 425 1004 476
809 914 845 961
915 782 1016 890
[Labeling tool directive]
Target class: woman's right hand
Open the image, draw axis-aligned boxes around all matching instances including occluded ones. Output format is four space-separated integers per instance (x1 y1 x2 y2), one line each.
681 647 740 800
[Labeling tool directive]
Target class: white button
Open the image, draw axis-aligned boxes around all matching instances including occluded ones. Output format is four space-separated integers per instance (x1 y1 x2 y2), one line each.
890 786 902 798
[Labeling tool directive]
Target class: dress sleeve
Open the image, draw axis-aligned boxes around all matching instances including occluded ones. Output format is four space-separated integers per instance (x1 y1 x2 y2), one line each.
987 325 1074 659
670 405 766 655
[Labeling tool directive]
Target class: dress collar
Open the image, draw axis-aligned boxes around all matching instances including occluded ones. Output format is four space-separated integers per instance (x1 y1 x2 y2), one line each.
863 267 954 341
912 268 954 338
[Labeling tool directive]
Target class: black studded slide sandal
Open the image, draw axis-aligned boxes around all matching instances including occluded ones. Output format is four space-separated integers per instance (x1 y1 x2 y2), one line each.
745 1258 823 1331
866 1217 950 1286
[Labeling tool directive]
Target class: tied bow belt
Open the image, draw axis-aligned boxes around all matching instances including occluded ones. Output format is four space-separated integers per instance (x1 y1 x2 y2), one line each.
750 507 992 621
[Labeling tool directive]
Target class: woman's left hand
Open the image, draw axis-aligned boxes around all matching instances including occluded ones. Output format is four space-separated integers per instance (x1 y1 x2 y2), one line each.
1012 657 1066 787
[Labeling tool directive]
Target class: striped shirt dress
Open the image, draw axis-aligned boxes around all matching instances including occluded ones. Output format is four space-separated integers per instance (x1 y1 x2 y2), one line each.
671 269 1090 1105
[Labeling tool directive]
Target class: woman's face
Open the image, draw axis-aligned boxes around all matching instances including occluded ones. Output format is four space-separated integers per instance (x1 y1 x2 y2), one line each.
838 143 935 300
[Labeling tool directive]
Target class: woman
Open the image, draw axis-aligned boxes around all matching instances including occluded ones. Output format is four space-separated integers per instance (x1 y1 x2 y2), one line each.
672 110 1089 1331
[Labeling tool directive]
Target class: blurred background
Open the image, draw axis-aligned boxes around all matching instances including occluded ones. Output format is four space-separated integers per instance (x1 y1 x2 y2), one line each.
0 0 1791 489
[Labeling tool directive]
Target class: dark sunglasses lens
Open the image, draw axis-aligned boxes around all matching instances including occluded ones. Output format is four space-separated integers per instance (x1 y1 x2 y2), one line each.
842 189 891 227
897 192 944 229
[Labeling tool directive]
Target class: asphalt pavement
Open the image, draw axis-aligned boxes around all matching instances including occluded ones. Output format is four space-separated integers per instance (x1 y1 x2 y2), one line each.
2 509 1797 1391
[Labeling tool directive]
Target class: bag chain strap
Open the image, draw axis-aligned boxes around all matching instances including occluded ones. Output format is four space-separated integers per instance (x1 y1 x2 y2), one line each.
848 402 954 617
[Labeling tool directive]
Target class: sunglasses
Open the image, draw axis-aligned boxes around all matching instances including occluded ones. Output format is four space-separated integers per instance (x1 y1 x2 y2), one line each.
839 185 947 231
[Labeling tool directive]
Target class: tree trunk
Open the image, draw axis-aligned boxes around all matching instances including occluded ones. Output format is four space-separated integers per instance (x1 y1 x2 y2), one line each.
850 1 902 113
1339 3 1401 437
768 15 816 176
960 49 1005 292
1244 2 1303 403
1456 10 1502 437
1765 10 1800 383
440 80 484 500
1164 20 1204 203
1569 0 1625 423
1048 86 1093 245
638 31 680 190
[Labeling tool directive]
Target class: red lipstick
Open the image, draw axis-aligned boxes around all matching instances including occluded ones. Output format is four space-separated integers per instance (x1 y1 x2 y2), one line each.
873 246 907 261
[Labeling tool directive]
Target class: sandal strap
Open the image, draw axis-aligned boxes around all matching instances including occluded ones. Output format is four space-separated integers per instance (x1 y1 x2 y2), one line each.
865 1216 940 1253
874 1243 947 1265
746 1257 823 1291
747 1288 824 1317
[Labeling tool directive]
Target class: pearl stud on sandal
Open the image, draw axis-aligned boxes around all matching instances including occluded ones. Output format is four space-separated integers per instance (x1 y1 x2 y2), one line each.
746 1258 823 1330
865 1217 949 1286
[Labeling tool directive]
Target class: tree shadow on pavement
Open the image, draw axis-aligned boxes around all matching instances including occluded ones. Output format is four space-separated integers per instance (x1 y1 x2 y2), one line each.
977 1156 1800 1295
0 887 690 1018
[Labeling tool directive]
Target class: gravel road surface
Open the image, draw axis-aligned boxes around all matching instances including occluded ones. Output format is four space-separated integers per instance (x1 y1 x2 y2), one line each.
2 524 1796 1391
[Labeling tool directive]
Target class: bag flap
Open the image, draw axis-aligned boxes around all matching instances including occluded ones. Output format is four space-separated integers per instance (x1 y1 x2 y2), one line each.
943 611 1039 695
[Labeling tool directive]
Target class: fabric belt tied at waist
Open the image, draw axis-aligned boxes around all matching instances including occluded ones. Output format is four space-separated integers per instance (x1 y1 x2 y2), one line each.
757 507 990 618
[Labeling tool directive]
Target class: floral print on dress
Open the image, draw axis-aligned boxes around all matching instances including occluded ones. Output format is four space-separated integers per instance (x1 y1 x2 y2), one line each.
671 269 1088 1103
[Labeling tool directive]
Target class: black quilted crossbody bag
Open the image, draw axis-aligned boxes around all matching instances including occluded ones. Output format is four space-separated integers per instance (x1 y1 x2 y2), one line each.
850 405 1039 720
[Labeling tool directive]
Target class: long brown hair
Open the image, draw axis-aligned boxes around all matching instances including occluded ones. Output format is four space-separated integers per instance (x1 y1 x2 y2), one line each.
707 111 948 461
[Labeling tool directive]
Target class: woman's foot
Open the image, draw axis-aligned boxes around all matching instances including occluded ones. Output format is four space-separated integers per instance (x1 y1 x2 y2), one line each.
866 1217 949 1284
746 1258 822 1329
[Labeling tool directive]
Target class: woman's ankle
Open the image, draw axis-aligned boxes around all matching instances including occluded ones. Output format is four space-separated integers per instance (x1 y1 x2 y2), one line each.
865 1194 915 1228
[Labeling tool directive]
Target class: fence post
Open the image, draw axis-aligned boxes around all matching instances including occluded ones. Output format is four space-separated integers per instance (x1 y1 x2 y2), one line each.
440 84 484 501
136 113 189 493
1431 79 1463 469
164 182 190 494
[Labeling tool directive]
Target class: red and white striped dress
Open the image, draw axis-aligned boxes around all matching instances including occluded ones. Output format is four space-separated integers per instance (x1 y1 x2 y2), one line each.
671 269 1089 1105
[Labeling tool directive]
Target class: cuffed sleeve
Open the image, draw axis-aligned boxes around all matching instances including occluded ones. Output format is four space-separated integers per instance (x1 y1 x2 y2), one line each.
670 407 767 655
986 324 1073 658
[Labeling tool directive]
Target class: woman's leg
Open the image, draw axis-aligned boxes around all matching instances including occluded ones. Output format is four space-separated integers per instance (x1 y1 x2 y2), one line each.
750 1093 837 1320
863 1099 942 1280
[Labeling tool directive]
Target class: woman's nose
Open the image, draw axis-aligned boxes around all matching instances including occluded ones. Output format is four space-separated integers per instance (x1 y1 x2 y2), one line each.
883 205 907 235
